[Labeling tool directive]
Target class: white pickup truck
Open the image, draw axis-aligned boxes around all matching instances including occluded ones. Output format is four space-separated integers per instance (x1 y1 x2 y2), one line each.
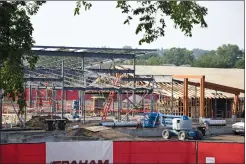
232 121 245 135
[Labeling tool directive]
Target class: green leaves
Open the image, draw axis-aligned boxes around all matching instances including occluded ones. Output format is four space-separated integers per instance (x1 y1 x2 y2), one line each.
193 44 244 68
74 1 208 45
162 48 194 66
0 1 44 115
116 1 208 45
74 1 92 16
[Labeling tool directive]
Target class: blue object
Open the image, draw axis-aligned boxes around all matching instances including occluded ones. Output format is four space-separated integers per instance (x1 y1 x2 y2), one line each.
73 100 79 110
182 116 189 120
141 112 160 128
140 112 190 128
73 111 79 119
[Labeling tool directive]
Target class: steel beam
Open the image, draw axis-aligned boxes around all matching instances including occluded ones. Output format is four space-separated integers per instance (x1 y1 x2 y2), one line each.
121 77 154 82
25 67 86 74
35 86 153 91
24 77 62 82
33 45 156 52
87 68 135 74
33 50 135 59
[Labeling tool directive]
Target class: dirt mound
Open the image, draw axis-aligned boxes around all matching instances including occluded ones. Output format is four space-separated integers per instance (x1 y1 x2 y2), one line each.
26 115 72 129
69 125 137 140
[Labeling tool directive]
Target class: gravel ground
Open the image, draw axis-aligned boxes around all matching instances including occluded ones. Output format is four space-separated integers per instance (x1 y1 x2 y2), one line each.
67 122 245 142
205 134 245 142
138 134 245 142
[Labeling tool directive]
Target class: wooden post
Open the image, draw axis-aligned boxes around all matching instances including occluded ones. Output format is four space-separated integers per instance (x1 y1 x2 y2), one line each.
200 76 205 118
233 94 239 115
183 78 188 116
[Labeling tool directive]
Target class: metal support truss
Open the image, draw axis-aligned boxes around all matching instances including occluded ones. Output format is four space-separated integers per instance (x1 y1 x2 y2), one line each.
121 77 154 82
24 77 62 82
33 45 156 54
33 50 136 59
35 86 153 92
87 68 135 74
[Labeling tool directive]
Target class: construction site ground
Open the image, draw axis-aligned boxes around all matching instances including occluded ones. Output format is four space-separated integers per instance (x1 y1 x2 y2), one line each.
66 122 245 143
2 115 244 143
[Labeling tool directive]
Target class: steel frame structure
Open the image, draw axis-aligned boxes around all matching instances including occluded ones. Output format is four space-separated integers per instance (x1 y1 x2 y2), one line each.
4 45 244 128
20 45 158 124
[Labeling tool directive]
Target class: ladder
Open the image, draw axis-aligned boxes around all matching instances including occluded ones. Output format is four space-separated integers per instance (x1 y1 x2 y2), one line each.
102 77 120 120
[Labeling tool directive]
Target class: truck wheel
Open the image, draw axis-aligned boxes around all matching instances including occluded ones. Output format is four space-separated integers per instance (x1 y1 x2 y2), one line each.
196 130 204 140
178 131 188 141
162 129 171 139
136 122 143 129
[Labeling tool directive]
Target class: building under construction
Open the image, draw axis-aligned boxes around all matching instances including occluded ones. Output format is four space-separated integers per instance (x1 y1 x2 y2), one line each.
2 46 245 126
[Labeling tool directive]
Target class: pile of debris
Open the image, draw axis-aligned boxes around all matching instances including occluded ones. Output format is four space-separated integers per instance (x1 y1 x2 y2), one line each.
26 115 72 129
67 125 140 140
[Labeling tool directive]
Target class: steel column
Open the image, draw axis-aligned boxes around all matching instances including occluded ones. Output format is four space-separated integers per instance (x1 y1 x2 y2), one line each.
151 76 154 112
82 57 86 124
24 83 26 128
126 91 129 121
29 85 32 108
117 91 122 121
171 78 174 110
78 91 81 119
0 89 3 130
61 59 64 119
82 91 85 124
225 98 228 118
52 83 55 119
133 57 136 116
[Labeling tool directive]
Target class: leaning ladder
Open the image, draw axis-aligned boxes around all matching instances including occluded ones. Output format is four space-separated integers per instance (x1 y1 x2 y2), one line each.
102 77 121 120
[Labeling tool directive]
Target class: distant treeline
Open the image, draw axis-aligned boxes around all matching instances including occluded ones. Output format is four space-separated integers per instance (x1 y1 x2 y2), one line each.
130 44 244 69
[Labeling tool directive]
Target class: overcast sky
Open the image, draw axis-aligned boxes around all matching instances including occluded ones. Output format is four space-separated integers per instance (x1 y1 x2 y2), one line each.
31 1 244 50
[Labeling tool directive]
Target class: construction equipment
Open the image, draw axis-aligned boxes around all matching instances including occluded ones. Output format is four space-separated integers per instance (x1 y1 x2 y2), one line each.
139 112 203 141
102 76 120 120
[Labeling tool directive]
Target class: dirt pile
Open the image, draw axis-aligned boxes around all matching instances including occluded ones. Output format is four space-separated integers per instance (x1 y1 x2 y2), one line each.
68 124 139 140
26 115 72 129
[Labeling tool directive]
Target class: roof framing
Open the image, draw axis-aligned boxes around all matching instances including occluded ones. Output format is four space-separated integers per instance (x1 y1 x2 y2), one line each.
32 45 157 59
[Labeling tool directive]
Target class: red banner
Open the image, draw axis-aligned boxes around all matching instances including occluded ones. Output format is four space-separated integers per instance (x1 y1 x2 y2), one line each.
113 141 196 163
0 141 244 164
0 143 46 164
198 142 244 164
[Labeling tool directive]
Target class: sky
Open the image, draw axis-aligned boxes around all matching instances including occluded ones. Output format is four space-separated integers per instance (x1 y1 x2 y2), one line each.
30 1 244 50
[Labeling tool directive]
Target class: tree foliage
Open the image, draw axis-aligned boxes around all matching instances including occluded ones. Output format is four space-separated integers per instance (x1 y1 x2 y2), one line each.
162 48 194 66
74 1 208 45
193 44 244 68
135 44 244 69
0 1 45 115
